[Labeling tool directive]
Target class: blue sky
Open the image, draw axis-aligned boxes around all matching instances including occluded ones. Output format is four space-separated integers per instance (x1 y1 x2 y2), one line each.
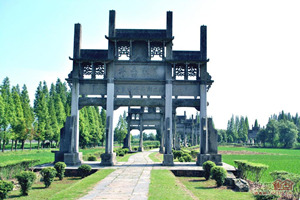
1 0 300 130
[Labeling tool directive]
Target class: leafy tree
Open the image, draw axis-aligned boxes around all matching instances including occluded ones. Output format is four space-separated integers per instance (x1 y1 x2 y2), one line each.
114 112 127 146
11 86 26 151
79 108 91 148
254 119 259 128
278 120 297 148
33 82 48 149
100 108 106 146
20 85 34 150
48 98 59 147
257 129 267 147
226 115 238 142
54 94 66 129
0 77 13 152
265 119 279 147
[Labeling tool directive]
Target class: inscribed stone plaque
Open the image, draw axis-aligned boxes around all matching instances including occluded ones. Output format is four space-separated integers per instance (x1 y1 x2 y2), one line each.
115 84 164 96
114 64 165 80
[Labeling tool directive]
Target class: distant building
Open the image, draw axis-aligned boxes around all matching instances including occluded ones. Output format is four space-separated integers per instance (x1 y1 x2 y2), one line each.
248 125 260 143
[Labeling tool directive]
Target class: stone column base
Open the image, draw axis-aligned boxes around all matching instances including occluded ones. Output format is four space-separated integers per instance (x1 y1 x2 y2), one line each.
196 153 222 166
163 154 174 166
159 146 164 154
100 153 116 166
64 152 82 166
138 147 144 152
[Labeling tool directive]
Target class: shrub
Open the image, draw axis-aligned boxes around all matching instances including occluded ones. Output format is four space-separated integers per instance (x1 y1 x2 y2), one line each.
54 162 66 180
0 180 14 199
123 148 129 154
16 171 36 196
118 151 125 157
173 150 183 159
178 157 184 162
234 160 248 179
88 155 97 161
116 149 124 156
211 166 227 187
182 153 192 162
253 194 279 200
234 160 268 182
78 164 92 178
202 161 216 180
40 167 57 188
190 150 199 158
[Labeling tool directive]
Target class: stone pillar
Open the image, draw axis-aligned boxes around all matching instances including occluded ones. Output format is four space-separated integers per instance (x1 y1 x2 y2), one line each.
101 80 116 166
191 115 194 146
166 11 173 59
163 79 174 166
138 114 144 152
183 124 187 147
61 23 82 166
159 115 164 153
123 109 131 150
172 112 176 149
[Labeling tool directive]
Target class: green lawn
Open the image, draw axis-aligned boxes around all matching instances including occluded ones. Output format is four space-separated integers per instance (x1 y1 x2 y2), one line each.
219 146 300 182
149 152 163 162
0 147 130 165
178 177 254 200
8 169 114 200
149 170 193 200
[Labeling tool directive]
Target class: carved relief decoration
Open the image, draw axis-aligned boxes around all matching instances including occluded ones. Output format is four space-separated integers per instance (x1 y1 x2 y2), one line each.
118 46 130 57
83 64 92 75
150 46 163 58
175 65 185 76
95 64 105 75
187 65 198 77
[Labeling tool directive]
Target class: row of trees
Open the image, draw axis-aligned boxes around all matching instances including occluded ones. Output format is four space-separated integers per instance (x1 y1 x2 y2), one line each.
220 115 251 143
257 111 300 148
0 77 107 151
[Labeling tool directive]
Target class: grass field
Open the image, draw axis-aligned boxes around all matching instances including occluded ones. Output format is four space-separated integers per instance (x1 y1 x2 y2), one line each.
7 169 114 200
177 176 254 200
149 146 300 183
149 170 193 200
219 146 300 182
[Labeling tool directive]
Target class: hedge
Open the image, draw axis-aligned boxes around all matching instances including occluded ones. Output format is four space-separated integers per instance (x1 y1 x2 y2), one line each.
0 159 40 180
234 160 268 182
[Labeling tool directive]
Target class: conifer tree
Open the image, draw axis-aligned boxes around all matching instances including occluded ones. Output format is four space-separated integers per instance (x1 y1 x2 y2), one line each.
54 94 66 129
34 82 49 149
48 97 59 147
20 85 34 150
11 86 26 151
0 77 12 152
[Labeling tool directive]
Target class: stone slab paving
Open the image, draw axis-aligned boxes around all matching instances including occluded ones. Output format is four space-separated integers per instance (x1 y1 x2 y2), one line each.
79 150 154 200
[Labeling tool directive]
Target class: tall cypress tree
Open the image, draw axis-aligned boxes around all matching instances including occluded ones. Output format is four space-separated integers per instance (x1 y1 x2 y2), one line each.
11 86 26 151
54 94 66 129
20 85 34 150
34 82 49 149
0 77 12 152
48 97 59 147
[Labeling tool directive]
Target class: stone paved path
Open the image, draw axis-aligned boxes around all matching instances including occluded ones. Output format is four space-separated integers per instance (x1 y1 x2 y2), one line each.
79 151 154 200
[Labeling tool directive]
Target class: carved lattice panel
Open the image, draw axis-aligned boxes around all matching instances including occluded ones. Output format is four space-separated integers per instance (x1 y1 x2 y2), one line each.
95 64 105 75
83 64 92 75
118 45 130 57
175 65 185 77
150 46 163 58
187 65 197 77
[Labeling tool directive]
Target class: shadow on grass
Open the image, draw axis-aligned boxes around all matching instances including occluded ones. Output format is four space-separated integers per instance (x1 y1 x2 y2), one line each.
32 186 45 189
67 177 81 181
194 186 217 190
189 179 206 182
8 194 22 198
